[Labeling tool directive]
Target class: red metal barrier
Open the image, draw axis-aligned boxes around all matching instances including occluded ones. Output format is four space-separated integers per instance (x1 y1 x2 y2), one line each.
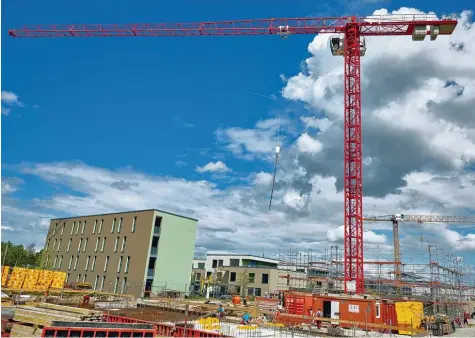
42 326 155 337
103 313 226 337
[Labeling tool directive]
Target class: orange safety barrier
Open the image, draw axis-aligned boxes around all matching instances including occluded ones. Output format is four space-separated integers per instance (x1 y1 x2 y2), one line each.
42 326 155 337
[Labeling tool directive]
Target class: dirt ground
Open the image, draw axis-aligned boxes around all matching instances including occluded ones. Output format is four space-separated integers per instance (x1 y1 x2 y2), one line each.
108 307 201 322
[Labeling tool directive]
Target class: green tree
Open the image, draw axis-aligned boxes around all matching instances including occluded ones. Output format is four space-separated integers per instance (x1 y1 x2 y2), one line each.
1 241 42 268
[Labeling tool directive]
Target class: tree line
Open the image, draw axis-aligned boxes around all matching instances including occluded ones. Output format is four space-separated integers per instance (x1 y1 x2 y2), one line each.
1 241 45 268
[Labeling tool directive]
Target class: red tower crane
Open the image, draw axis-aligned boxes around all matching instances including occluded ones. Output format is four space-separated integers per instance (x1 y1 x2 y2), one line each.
9 14 458 294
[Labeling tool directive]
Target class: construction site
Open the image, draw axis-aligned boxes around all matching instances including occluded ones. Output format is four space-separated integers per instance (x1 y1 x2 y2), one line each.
2 5 475 338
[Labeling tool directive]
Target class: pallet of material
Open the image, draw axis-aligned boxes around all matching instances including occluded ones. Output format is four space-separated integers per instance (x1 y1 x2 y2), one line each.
7 267 27 288
10 323 42 338
36 302 102 316
1 266 10 286
13 304 103 327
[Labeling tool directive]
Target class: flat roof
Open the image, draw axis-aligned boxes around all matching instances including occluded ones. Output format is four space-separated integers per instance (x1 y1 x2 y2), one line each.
207 253 279 263
51 209 198 222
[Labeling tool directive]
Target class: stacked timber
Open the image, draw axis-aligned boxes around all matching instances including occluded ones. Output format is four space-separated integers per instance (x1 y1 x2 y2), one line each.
7 267 27 288
13 303 104 327
10 324 42 338
1 266 10 286
51 271 66 289
36 270 55 290
22 269 40 289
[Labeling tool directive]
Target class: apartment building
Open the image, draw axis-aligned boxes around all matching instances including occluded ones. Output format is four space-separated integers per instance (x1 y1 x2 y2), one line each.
43 209 197 297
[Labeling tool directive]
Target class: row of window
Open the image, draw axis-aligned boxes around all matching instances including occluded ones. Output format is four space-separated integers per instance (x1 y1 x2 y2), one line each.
51 216 138 237
45 255 131 274
66 273 128 294
46 236 128 253
229 271 269 284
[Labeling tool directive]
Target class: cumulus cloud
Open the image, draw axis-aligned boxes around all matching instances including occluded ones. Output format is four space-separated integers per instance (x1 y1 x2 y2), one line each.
216 118 287 160
326 225 388 245
2 91 25 115
253 172 273 186
297 133 323 154
196 161 230 173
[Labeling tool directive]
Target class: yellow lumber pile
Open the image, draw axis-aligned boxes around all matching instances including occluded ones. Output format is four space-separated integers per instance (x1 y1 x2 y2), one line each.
36 270 55 290
7 267 27 288
13 303 103 327
22 269 40 289
1 266 10 286
10 323 42 338
51 271 66 289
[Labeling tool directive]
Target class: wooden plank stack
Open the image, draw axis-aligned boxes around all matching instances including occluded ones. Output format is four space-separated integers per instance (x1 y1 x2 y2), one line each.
51 271 67 289
7 267 27 288
1 266 10 286
22 269 40 289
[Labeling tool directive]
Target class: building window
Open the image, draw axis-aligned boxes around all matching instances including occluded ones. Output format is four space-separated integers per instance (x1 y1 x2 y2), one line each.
68 256 73 270
53 223 58 235
66 273 70 283
249 273 255 283
44 256 49 269
53 239 57 252
131 217 137 233
212 260 217 268
101 238 107 252
67 238 72 252
125 257 130 273
95 238 100 252
93 220 97 234
104 256 109 272
121 237 127 252
76 222 80 235
61 222 66 236
58 256 63 269
91 256 96 271
77 274 81 283
94 275 99 290
121 277 127 294
114 237 119 252
100 276 105 291
376 303 381 319
198 262 205 269
83 275 87 283
111 218 116 233
230 259 239 267
218 260 224 267
262 273 269 284
85 256 90 271
78 238 83 252
114 277 119 293
117 218 123 233
53 256 58 269
57 239 62 251
230 272 237 282
71 222 75 235
46 239 50 251
83 238 88 252
195 273 202 282
81 221 86 235
117 256 123 273
98 219 103 234
74 256 79 270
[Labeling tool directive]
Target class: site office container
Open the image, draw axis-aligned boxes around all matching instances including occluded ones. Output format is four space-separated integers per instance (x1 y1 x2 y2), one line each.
283 292 397 333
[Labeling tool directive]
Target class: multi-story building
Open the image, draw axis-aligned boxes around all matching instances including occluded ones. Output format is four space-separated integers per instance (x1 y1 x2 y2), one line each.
202 254 307 297
43 209 197 297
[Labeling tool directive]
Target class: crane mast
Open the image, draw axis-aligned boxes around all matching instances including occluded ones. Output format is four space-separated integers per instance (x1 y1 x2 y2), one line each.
9 14 458 295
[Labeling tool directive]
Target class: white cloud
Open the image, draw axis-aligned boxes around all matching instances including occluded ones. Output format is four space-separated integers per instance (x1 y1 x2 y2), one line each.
253 172 273 186
283 190 306 210
196 161 230 173
297 133 323 154
217 118 287 160
2 90 25 115
300 116 332 132
326 225 388 245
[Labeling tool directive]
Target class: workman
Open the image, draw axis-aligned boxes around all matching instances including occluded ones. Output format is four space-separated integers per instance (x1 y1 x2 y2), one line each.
315 308 323 329
242 311 252 325
217 304 225 318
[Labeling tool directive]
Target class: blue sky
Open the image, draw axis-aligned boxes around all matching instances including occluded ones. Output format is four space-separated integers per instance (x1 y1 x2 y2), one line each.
2 0 475 275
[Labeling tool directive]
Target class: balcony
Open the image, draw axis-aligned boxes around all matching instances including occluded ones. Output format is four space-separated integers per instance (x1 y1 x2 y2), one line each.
150 247 157 257
147 269 154 279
